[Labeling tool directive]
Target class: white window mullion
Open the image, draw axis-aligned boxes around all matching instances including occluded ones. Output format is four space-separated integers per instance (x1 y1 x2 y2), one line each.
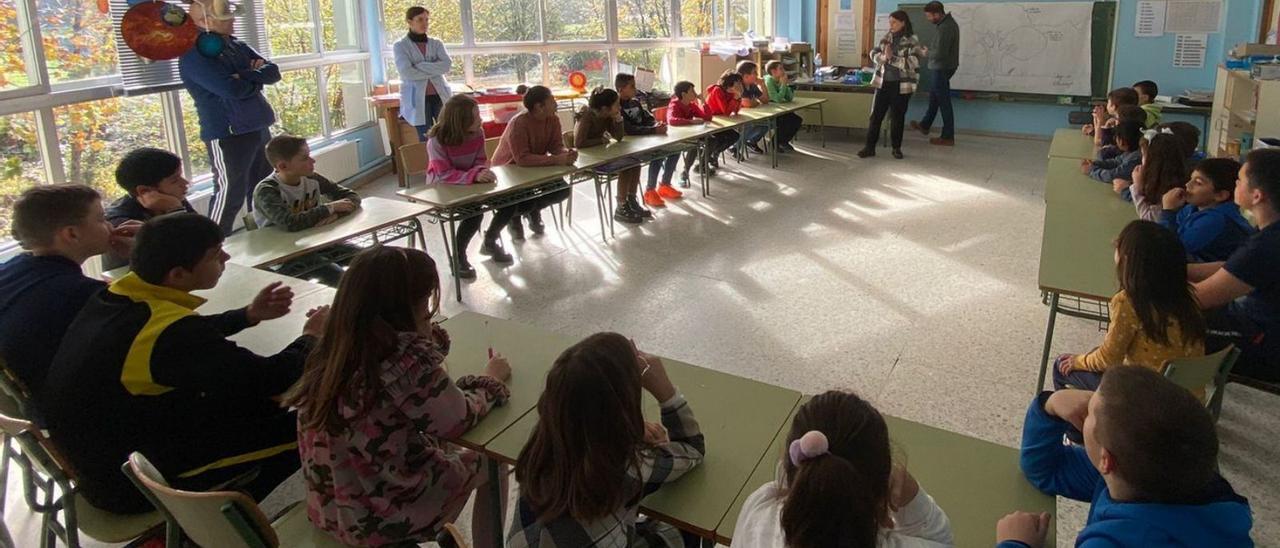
309 0 324 53
671 0 683 40
316 67 333 137
461 0 477 48
34 108 65 184
464 55 476 87
159 91 191 176
540 52 550 86
537 0 548 44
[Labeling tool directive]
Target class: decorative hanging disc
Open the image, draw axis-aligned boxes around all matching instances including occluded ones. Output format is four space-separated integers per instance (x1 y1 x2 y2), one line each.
568 71 587 93
120 1 198 61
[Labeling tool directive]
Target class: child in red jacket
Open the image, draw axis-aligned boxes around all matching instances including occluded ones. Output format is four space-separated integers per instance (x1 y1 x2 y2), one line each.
700 72 745 173
667 80 713 186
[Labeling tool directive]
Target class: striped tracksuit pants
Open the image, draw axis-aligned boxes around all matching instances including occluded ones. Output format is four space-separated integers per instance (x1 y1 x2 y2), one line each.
205 128 273 235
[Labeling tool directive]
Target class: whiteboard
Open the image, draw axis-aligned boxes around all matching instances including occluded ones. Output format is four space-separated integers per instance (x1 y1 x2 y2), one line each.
947 2 1094 96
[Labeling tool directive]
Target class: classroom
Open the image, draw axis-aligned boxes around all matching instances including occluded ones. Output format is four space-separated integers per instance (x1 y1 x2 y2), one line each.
1 0 1278 546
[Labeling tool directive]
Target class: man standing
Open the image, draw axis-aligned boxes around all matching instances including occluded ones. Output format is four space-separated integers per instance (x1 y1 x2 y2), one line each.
913 1 959 146
180 0 280 235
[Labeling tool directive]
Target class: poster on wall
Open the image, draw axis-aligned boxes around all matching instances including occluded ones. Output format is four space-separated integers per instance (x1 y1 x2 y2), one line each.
827 0 863 66
948 2 1094 96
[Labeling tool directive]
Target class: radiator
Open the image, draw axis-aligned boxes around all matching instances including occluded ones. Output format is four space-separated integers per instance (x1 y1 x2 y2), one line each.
311 139 361 183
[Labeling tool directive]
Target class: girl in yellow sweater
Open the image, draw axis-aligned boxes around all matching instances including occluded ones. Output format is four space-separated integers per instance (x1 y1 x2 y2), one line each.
1054 220 1206 394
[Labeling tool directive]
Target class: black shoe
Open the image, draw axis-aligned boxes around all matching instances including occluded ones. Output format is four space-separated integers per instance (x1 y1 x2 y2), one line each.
746 141 765 155
857 148 875 158
910 120 930 136
627 197 653 219
679 173 692 188
613 204 644 224
526 211 545 235
479 239 513 263
455 256 477 279
507 217 525 241
779 142 796 153
892 149 904 159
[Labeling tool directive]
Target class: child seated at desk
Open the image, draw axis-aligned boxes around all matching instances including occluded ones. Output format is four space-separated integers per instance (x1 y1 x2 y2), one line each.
764 60 804 153
491 85 576 245
616 73 684 209
996 367 1253 548
1094 106 1147 156
286 246 510 548
426 94 513 279
1161 157 1255 262
103 148 198 270
576 87 650 224
1082 87 1140 144
1053 220 1205 396
731 390 954 548
667 80 713 187
704 71 745 170
253 135 363 285
1125 129 1189 221
1160 121 1206 167
1133 80 1161 128
737 61 770 157
1082 121 1143 185
509 333 705 547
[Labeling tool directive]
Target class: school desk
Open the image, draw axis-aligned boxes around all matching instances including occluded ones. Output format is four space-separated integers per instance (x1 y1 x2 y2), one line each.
1048 128 1098 161
708 97 829 170
190 266 335 356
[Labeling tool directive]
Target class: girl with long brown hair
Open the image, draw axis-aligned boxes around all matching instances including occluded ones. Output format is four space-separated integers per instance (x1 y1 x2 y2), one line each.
1128 130 1190 221
731 391 953 548
508 333 706 547
284 246 511 547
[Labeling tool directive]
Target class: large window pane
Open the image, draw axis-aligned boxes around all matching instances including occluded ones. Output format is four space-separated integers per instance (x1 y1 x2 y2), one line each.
730 0 749 34
549 50 607 90
472 53 541 88
54 94 168 199
1 0 32 90
544 0 605 41
384 53 464 86
179 93 211 179
381 0 461 46
617 0 671 39
0 112 44 238
617 48 674 92
267 69 324 138
325 62 372 133
472 0 539 43
38 0 117 83
680 0 725 38
264 0 316 56
320 0 362 51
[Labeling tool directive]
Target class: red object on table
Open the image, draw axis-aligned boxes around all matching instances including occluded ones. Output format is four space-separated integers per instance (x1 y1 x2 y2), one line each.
482 121 507 139
473 93 523 105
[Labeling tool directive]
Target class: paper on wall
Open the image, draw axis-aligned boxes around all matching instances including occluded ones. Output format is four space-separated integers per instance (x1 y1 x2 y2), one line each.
1135 1 1166 37
1165 1 1221 34
875 13 890 34
1173 33 1208 68
836 13 855 30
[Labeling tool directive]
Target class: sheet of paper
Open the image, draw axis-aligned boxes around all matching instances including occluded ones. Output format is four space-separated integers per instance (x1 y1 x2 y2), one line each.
875 13 890 34
836 13 855 30
634 68 655 92
1135 1 1166 37
1165 1 1221 34
1173 33 1207 68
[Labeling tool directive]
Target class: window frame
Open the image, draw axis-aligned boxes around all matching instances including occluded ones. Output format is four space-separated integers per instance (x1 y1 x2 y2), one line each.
0 0 50 101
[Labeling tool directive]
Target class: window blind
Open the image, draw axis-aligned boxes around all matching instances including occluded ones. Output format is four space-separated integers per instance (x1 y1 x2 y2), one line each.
110 0 272 93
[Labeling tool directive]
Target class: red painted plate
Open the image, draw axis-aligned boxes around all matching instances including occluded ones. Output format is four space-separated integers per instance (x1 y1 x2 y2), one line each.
121 1 199 61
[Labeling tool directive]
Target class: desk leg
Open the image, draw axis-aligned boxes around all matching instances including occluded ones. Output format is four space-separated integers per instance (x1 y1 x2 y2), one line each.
702 138 711 198
486 458 504 548
820 104 826 148
1037 292 1060 394
439 218 463 302
771 117 779 169
701 538 716 548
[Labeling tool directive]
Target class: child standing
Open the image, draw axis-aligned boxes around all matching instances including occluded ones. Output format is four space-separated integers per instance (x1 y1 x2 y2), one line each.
509 333 705 547
1053 220 1206 394
1161 158 1255 262
286 246 511 548
1127 130 1189 221
732 390 953 548
576 87 649 224
1133 80 1162 128
426 94 512 278
764 60 804 153
667 80 712 187
616 73 683 209
705 71 745 169
1082 121 1143 185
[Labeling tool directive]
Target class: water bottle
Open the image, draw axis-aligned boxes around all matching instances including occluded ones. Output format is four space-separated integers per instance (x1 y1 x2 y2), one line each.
814 53 824 83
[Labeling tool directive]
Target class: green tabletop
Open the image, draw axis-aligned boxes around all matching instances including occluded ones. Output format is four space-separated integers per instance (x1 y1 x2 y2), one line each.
397 164 576 209
1048 128 1097 161
717 396 1057 547
1038 157 1137 299
436 311 581 449
222 197 432 268
488 356 801 540
191 266 335 355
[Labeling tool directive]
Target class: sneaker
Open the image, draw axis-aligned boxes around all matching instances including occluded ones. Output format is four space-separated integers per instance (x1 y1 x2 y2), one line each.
910 120 930 136
746 141 765 155
930 137 955 146
657 184 683 200
780 142 796 152
479 239 513 264
892 149 904 159
526 211 545 235
455 256 477 279
613 204 644 224
643 189 666 208
507 217 525 242
678 174 692 189
856 148 875 158
627 197 654 219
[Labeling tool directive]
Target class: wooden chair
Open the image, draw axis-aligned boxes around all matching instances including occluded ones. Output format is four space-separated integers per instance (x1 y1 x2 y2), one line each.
399 142 429 184
653 106 668 122
1162 345 1240 421
484 136 501 159
0 411 164 548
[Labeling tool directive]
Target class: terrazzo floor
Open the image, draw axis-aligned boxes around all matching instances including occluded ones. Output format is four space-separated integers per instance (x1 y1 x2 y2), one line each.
5 129 1277 547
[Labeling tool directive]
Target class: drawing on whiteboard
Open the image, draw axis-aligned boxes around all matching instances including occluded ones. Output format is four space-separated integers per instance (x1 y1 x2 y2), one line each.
947 2 1094 96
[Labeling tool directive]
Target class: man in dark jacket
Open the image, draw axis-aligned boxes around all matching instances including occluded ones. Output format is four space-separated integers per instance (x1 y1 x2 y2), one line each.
179 0 279 235
913 1 960 146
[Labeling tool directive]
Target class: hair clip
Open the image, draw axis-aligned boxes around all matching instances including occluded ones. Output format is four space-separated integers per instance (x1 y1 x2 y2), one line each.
788 430 829 466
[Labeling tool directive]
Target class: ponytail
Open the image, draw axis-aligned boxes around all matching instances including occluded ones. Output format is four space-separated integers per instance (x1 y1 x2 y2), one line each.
781 453 880 548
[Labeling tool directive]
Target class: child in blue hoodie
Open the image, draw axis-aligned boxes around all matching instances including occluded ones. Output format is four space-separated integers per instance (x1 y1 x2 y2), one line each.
1082 121 1144 185
1161 157 1256 262
996 366 1253 548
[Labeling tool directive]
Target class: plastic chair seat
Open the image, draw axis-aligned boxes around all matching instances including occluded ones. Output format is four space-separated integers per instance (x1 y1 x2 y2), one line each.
74 495 165 543
269 503 347 548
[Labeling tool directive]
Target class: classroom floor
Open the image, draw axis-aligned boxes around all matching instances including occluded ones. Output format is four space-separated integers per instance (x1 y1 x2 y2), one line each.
6 130 1277 547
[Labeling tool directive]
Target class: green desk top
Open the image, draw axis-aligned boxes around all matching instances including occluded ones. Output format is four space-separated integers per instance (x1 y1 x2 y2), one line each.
1048 128 1097 161
436 311 581 449
717 397 1057 547
1038 157 1137 299
192 266 335 355
488 356 801 539
397 164 576 209
222 197 432 268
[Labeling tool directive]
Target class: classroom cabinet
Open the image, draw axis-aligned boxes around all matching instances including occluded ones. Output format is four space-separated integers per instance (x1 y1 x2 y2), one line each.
1209 65 1280 158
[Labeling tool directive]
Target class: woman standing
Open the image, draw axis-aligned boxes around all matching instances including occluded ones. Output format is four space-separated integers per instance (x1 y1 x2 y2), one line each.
858 10 926 160
393 6 454 140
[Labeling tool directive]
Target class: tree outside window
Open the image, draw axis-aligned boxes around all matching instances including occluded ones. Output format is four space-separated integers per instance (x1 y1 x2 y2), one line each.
263 0 316 56
266 68 324 139
549 50 607 89
544 0 605 42
617 48 674 92
53 94 169 203
680 0 724 38
471 0 539 43
326 62 372 132
0 112 44 237
617 0 671 40
1 0 32 90
179 92 213 179
37 0 117 83
472 53 541 88
381 0 462 46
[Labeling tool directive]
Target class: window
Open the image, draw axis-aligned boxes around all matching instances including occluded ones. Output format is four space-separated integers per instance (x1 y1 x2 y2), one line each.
38 0 117 83
384 53 464 85
320 0 362 51
617 48 674 92
267 68 324 138
179 92 212 179
1 0 34 91
0 111 44 237
472 53 541 88
472 0 539 43
544 0 605 41
617 0 671 39
381 0 462 45
264 0 317 56
550 50 607 89
680 0 724 38
325 62 371 133
54 94 168 200
730 0 749 33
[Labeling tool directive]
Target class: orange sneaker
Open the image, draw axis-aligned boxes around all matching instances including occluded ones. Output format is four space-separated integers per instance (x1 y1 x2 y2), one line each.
643 189 666 208
657 184 683 200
